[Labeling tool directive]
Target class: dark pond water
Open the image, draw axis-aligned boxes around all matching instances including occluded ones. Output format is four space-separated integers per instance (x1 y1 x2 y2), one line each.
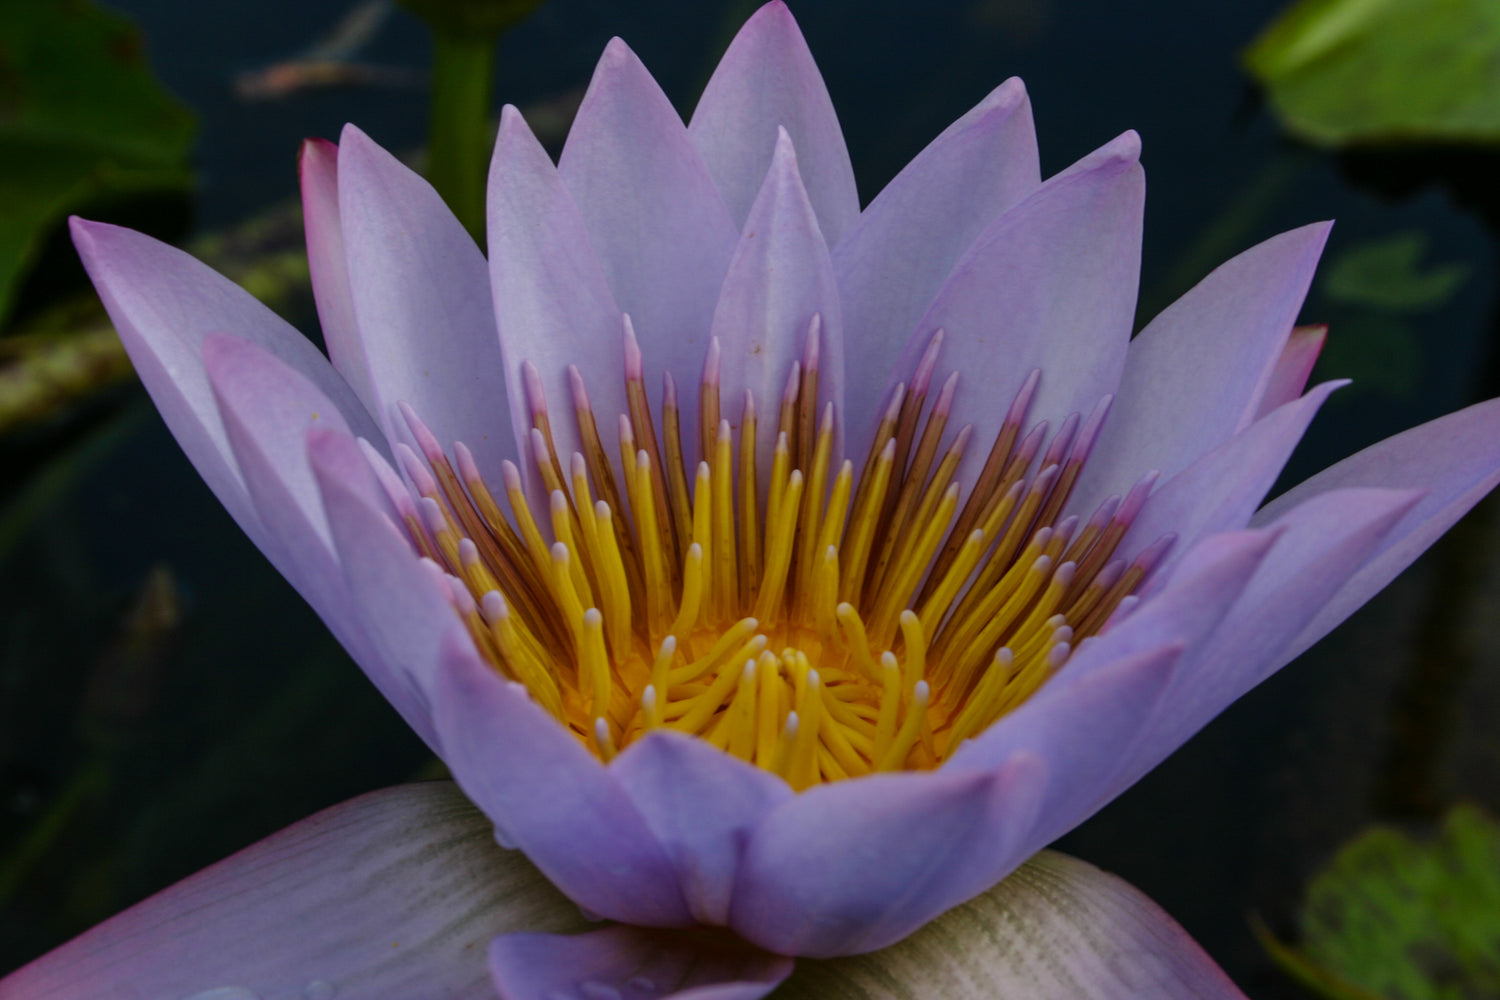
3 0 1499 994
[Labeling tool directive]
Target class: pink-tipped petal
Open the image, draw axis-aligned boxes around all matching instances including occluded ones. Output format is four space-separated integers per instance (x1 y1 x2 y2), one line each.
708 128 843 470
688 1 859 244
730 753 1046 957
1070 222 1332 516
836 78 1040 438
337 124 514 475
776 851 1248 1000
901 132 1145 490
489 926 792 1000
488 105 627 495
1253 396 1500 661
559 37 738 424
68 217 379 557
1255 323 1328 419
431 629 694 928
0 783 589 1000
300 137 375 416
611 730 793 926
1121 380 1342 571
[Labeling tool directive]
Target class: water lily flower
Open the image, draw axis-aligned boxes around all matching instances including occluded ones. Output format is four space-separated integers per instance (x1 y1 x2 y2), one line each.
10 2 1500 998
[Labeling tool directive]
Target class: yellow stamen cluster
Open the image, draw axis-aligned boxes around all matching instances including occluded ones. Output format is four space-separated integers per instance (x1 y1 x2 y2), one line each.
392 322 1166 789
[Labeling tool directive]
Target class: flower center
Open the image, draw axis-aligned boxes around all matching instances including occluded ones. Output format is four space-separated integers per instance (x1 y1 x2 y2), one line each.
386 320 1168 789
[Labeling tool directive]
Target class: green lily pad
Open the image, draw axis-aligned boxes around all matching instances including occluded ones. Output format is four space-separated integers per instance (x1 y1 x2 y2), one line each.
1244 0 1500 147
0 0 195 327
1324 232 1470 312
1263 804 1500 999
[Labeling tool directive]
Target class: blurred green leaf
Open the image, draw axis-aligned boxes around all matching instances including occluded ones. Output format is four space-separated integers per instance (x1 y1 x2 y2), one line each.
0 0 195 326
1264 804 1500 999
1245 0 1500 147
1324 232 1471 311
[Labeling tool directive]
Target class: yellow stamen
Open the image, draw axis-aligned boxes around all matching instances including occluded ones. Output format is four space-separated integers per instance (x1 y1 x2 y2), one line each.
390 334 1160 788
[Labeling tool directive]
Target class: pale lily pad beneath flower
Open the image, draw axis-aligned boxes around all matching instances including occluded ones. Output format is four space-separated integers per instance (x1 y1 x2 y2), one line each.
3 781 1247 1000
0 0 194 326
1244 0 1500 147
777 851 1246 999
1262 804 1500 999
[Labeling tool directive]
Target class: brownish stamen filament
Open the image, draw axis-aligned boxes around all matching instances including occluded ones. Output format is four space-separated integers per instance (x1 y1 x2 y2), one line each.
384 330 1168 787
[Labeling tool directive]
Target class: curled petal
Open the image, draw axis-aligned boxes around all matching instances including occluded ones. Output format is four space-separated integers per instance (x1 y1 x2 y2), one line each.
0 783 589 1000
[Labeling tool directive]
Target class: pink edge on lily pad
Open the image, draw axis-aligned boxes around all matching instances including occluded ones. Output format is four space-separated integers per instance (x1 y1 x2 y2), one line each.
0 783 590 1000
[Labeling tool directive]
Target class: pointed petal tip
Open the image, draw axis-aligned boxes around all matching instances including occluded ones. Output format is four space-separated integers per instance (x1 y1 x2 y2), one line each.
298 138 337 189
600 34 633 63
337 120 368 147
750 0 797 28
1276 218 1335 256
1061 130 1142 179
300 135 337 161
773 124 798 158
67 214 98 251
978 75 1029 115
69 215 140 260
1101 129 1142 164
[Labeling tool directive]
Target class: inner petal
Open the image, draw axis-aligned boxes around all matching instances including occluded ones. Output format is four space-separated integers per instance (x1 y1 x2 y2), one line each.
385 322 1168 790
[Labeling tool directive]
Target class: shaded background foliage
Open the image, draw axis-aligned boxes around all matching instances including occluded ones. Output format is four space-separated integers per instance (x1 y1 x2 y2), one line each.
2 0 1499 996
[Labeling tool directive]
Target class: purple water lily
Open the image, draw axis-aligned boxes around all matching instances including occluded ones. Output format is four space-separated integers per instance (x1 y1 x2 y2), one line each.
9 2 1500 998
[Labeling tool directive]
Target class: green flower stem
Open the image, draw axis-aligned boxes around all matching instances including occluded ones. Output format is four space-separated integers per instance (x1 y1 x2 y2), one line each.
427 27 496 241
